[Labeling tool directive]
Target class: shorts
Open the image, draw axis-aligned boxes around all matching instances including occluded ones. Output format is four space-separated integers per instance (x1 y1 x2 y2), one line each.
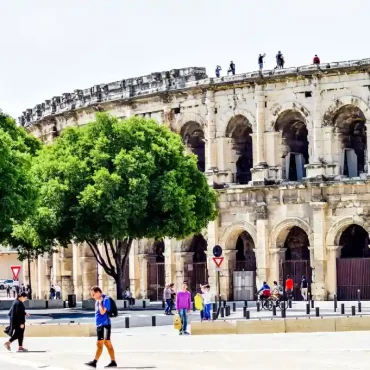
259 63 263 69
96 325 111 341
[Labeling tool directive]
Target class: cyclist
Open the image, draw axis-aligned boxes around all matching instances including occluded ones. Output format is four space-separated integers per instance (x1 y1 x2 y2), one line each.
257 281 271 300
271 281 283 299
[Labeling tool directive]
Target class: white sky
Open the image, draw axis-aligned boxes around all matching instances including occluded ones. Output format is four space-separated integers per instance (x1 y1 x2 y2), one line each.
0 0 368 118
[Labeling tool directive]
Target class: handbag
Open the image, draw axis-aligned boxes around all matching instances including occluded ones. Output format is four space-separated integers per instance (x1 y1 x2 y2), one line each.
4 326 11 336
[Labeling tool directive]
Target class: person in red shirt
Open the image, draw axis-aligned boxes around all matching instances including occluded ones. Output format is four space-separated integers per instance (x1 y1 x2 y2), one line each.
313 54 320 65
285 275 294 299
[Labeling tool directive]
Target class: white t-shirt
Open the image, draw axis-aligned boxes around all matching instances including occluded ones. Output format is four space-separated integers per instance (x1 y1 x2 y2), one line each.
54 285 61 293
202 291 213 305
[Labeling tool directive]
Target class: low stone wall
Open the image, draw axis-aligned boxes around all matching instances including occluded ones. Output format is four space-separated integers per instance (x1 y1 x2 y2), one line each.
191 316 370 335
47 299 65 308
0 301 13 310
82 299 150 310
0 300 49 310
0 323 95 337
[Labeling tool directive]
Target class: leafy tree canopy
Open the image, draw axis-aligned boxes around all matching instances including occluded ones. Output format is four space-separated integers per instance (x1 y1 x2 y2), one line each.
27 113 217 297
0 112 41 243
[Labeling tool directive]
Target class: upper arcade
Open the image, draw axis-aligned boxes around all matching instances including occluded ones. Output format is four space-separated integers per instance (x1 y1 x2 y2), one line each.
18 58 370 127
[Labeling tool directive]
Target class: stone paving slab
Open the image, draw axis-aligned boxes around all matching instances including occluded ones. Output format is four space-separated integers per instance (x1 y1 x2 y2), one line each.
1 326 370 369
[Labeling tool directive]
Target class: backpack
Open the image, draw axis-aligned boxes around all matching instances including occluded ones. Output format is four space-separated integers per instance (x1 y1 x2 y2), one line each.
173 314 182 330
108 297 118 318
194 294 203 310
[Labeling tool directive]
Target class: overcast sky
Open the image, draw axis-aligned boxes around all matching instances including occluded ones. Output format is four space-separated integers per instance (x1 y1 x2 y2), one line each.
0 0 368 118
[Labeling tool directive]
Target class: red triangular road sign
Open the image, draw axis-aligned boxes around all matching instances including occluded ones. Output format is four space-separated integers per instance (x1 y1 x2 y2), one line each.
213 257 224 268
11 266 21 280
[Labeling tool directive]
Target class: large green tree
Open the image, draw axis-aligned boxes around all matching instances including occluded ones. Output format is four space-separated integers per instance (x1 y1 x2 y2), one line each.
0 112 40 243
28 113 217 298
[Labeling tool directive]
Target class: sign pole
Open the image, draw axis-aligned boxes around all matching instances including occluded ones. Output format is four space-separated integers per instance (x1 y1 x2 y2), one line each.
212 245 224 319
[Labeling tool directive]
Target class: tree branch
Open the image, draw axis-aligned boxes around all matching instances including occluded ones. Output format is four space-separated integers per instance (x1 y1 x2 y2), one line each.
104 239 115 272
86 240 114 277
121 237 133 270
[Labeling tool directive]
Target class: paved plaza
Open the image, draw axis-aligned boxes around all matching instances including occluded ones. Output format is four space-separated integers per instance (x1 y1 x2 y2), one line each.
1 326 370 369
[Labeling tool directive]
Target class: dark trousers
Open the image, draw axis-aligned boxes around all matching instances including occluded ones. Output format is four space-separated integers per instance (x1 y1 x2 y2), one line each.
165 299 172 314
10 327 25 347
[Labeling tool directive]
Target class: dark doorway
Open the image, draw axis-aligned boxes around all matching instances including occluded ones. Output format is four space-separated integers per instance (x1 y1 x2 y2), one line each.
181 122 205 172
147 240 166 301
337 225 370 300
281 226 312 300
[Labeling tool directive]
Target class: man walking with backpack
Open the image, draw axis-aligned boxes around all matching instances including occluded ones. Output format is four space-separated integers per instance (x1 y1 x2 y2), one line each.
85 286 117 368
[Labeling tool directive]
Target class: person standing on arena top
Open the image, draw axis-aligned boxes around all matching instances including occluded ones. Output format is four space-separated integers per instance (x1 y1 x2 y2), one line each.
85 286 117 368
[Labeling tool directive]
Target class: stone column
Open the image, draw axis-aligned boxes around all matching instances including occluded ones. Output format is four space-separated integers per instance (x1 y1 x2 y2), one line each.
366 122 370 175
222 250 237 300
52 250 61 289
60 246 74 300
269 248 286 283
80 244 98 300
256 217 268 287
164 238 176 285
37 255 48 299
311 77 322 163
205 90 216 173
129 240 141 298
326 246 340 299
207 220 219 296
138 254 148 298
72 243 83 300
310 202 328 300
174 251 193 292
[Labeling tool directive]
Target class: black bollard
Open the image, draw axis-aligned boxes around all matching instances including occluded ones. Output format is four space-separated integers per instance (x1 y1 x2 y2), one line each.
143 300 146 309
246 310 250 320
219 296 222 306
341 303 345 315
212 311 217 321
315 307 319 317
306 303 310 314
125 317 130 328
358 302 362 312
272 303 276 316
281 308 286 318
352 306 356 316
357 289 361 302
256 301 261 312
226 306 231 316
311 300 314 309
220 307 225 318
213 303 217 312
334 294 337 312
162 300 165 309
233 302 236 312
244 300 248 308
152 316 156 326
288 299 292 308
223 300 227 308
46 301 49 309
243 306 247 318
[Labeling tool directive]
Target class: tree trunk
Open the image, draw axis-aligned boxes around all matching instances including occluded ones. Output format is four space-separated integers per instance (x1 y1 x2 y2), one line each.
27 254 32 300
115 267 124 300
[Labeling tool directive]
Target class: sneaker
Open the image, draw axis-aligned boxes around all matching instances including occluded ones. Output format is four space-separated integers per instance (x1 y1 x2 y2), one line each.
17 348 28 352
4 343 10 352
105 361 117 368
85 360 97 368
179 331 183 335
184 332 190 335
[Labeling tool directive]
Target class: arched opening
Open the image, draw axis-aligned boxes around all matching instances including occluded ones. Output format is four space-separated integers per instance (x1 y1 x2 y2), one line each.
336 224 370 300
279 226 312 300
183 234 208 296
181 121 205 172
147 239 165 301
275 110 309 181
333 105 366 177
226 115 253 184
233 231 256 300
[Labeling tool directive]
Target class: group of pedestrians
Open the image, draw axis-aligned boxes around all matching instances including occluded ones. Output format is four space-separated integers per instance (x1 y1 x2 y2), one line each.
163 283 176 315
49 283 61 300
215 53 323 77
257 275 310 301
6 283 30 299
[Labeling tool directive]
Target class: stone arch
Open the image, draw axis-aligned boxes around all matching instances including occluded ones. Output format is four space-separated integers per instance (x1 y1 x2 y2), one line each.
176 112 206 133
218 107 257 137
326 216 370 247
220 221 257 250
322 96 370 126
269 101 311 131
180 120 205 172
270 217 313 249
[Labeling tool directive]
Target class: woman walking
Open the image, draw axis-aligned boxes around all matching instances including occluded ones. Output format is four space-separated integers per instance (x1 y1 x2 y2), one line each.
4 292 30 352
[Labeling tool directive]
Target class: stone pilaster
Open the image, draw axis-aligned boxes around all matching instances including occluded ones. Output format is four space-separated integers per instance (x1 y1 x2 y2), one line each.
129 240 141 298
206 220 219 295
60 246 74 300
269 248 286 283
80 244 98 300
138 254 148 299
174 251 193 292
310 202 328 300
366 122 370 175
205 90 217 173
164 238 176 285
326 246 340 299
221 250 237 300
72 243 83 301
255 218 268 287
37 255 48 299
